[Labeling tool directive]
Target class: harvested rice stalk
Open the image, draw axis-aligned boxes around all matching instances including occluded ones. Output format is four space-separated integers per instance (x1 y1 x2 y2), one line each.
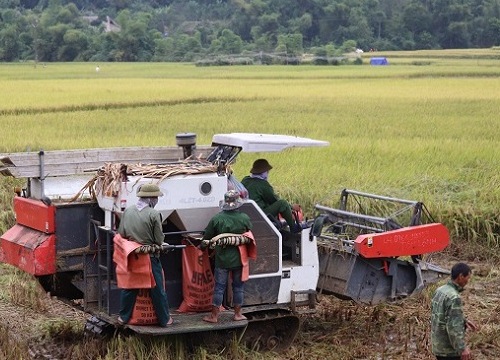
74 159 217 201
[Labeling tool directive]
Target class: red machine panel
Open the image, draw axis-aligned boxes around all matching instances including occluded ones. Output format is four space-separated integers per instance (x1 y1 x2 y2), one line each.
354 223 449 258
13 196 55 234
0 224 56 275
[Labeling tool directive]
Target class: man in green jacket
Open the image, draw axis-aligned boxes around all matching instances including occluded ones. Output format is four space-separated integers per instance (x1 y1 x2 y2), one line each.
201 190 253 323
431 262 477 360
117 183 173 327
241 158 299 232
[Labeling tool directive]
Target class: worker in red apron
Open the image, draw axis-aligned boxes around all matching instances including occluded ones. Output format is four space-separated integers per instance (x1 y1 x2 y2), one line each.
117 183 173 327
201 190 254 323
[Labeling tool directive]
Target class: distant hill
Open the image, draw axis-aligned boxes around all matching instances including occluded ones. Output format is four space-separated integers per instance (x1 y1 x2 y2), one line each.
1 0 499 62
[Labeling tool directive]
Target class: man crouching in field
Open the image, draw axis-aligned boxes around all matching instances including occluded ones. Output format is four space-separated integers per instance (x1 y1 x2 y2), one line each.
431 262 478 360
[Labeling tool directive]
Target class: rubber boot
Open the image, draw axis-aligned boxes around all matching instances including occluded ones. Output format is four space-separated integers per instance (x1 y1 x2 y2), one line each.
233 305 247 321
203 306 220 323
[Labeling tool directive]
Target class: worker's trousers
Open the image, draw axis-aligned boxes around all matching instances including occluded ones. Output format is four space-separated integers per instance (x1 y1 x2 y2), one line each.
263 199 294 229
119 256 170 326
212 266 244 307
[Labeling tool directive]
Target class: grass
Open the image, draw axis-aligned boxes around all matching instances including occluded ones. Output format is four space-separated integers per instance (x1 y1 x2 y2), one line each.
7 271 49 312
0 324 28 360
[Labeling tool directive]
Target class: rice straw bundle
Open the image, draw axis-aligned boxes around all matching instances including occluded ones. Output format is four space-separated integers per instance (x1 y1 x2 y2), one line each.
73 159 217 201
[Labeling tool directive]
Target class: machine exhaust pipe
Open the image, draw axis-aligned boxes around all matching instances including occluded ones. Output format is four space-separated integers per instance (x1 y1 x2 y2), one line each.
176 132 197 159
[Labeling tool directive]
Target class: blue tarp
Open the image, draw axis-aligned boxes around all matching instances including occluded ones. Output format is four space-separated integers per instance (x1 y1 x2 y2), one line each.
370 57 388 65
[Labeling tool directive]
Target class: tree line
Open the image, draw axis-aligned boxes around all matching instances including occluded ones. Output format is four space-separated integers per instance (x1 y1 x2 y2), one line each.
0 0 499 62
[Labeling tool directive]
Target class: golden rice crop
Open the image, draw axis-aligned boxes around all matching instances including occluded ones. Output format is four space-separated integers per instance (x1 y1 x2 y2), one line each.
0 55 499 258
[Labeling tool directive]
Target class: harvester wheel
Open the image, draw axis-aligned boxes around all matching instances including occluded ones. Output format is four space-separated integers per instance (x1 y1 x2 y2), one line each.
266 335 280 350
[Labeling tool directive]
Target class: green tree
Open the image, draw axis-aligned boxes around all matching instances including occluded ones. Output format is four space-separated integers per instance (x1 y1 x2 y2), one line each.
403 2 431 36
153 33 202 61
275 33 303 56
468 1 500 47
445 21 471 48
209 29 243 55
55 3 80 24
346 9 373 49
60 29 88 61
0 0 498 62
0 25 20 61
104 10 155 61
252 33 274 53
42 24 71 61
288 13 313 35
341 39 357 53
320 3 350 44
373 10 386 40
0 0 20 8
0 8 20 23
416 31 438 49
257 13 279 35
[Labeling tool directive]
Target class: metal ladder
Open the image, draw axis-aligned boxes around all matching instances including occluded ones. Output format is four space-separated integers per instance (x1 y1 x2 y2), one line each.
92 221 115 315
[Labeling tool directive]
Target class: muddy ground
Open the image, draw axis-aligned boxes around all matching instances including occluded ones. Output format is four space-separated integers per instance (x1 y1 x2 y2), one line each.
0 258 499 360
298 259 500 360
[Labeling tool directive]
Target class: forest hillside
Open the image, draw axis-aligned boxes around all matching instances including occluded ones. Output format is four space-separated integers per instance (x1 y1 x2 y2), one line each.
0 0 499 62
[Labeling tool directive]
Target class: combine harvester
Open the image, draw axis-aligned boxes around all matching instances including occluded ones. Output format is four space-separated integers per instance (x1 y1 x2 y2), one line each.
0 133 449 351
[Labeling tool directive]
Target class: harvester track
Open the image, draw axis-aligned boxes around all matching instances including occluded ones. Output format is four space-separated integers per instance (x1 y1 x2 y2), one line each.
241 309 300 352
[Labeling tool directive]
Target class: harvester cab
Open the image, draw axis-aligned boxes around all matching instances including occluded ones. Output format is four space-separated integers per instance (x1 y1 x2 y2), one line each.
0 133 449 351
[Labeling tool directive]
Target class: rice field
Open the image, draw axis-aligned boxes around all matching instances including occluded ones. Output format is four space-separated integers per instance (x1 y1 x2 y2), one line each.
0 49 499 359
1 51 499 256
